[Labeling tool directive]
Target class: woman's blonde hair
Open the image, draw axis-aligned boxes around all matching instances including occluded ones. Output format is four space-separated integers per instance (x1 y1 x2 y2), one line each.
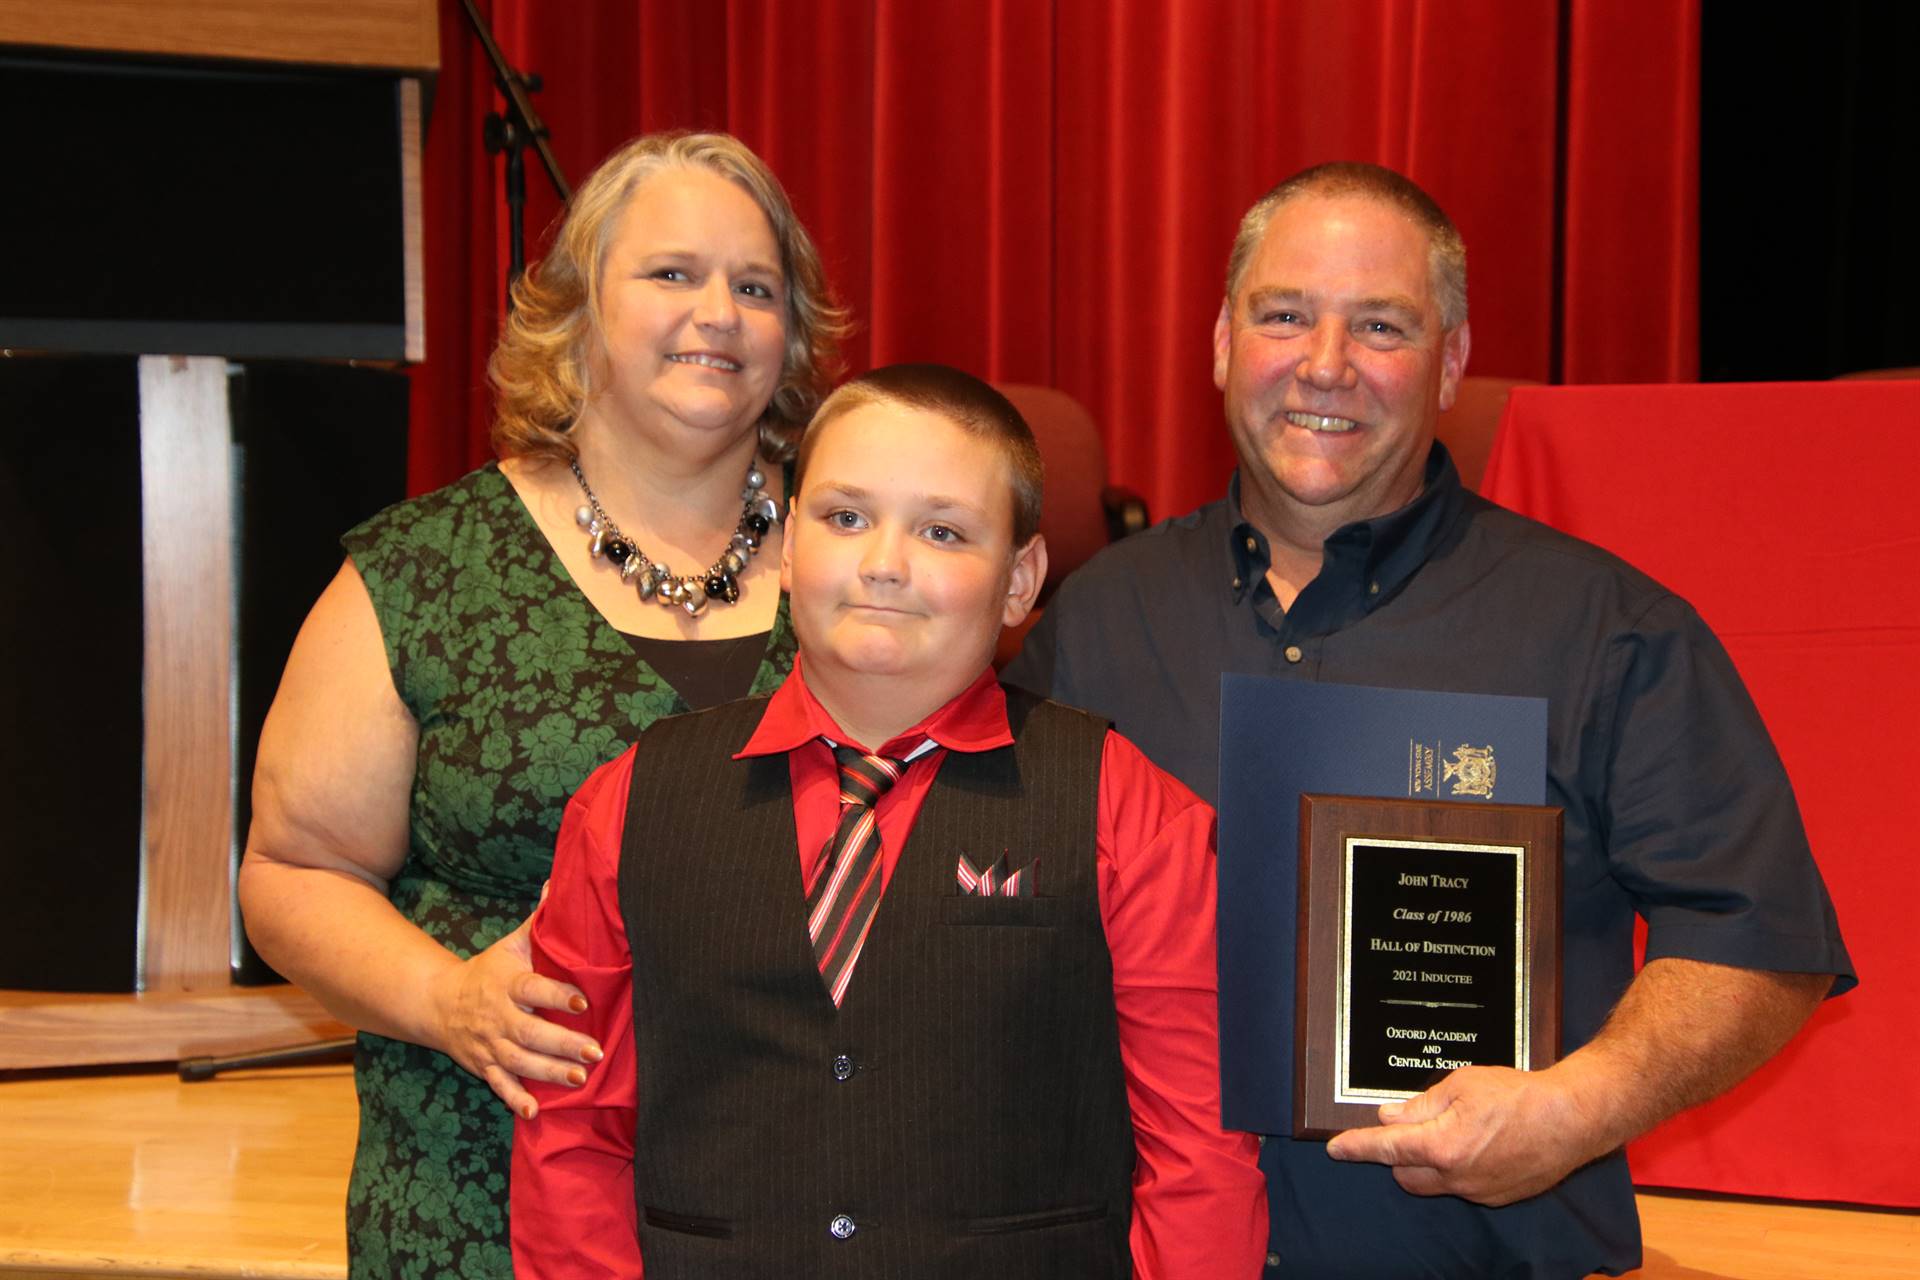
488 131 849 463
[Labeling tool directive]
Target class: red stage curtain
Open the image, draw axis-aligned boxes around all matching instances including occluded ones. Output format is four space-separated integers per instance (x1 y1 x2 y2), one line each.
1562 0 1700 383
408 0 1698 522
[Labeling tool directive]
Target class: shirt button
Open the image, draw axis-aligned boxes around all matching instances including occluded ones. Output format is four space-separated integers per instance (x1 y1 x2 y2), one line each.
1369 580 1380 595
1232 577 1243 590
1284 645 1303 664
1266 1251 1282 1268
832 1054 855 1082
829 1213 857 1240
1257 1134 1267 1147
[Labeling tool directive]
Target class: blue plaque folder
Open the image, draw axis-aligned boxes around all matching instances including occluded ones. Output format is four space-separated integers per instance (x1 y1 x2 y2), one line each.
1216 676 1548 1134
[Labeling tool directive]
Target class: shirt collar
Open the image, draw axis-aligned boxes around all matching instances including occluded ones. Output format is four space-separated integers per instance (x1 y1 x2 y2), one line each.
736 656 1013 760
1226 441 1466 613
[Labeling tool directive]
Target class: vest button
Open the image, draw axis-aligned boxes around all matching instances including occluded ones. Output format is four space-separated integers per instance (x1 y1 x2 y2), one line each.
829 1213 857 1240
832 1054 856 1081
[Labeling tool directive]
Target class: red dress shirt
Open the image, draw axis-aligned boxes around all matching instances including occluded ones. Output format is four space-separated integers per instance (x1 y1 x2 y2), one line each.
512 660 1266 1278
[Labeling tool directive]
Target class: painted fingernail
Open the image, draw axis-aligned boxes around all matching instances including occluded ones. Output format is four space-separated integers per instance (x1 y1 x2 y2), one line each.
568 995 588 1013
582 1043 604 1063
566 1067 587 1087
520 1103 536 1121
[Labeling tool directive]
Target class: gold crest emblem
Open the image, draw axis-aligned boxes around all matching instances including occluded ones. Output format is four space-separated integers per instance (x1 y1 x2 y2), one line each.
1443 744 1496 798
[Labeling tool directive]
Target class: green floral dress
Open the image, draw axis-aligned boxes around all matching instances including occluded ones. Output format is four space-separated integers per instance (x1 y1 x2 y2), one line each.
339 464 795 1278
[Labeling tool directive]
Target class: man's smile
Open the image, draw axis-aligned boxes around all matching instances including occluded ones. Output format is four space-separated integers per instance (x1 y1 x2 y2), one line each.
1284 410 1360 433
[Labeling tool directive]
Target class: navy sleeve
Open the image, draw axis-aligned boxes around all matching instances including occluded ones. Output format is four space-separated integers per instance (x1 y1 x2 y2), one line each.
1602 595 1855 991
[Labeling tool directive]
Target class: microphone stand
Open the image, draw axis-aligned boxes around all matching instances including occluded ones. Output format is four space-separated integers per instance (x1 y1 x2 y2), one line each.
462 0 571 311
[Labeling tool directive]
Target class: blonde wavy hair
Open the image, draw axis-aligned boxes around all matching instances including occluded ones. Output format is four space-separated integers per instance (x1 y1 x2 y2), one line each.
488 131 849 463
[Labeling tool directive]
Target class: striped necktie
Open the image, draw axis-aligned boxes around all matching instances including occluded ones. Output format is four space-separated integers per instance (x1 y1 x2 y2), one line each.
806 745 907 1007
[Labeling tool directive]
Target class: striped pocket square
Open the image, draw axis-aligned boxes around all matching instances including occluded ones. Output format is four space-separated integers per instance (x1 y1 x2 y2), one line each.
956 853 1036 898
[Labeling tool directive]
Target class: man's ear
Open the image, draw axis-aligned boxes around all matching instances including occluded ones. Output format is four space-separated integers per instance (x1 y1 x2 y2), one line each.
778 498 798 595
1001 534 1048 628
1436 320 1472 413
1212 298 1233 391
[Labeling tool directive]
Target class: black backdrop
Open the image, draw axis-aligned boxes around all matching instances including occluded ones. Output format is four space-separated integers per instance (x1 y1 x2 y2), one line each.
1701 5 1920 381
0 357 144 991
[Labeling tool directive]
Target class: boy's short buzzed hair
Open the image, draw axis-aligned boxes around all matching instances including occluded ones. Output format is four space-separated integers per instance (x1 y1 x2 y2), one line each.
793 363 1045 546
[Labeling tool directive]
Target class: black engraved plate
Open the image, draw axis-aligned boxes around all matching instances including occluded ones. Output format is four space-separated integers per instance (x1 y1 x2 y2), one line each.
1343 840 1520 1095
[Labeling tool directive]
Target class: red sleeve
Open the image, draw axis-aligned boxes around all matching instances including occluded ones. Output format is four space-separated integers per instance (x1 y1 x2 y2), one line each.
1096 731 1268 1279
511 750 643 1280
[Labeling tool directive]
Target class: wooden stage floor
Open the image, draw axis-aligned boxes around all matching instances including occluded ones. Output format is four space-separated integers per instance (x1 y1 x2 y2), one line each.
0 1063 1913 1278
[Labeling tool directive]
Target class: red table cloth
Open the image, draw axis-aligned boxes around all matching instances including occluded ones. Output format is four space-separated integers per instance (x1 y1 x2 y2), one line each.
1481 380 1918 1207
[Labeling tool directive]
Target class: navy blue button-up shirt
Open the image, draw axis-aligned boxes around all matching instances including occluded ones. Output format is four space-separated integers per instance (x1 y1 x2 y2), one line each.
1007 445 1853 1279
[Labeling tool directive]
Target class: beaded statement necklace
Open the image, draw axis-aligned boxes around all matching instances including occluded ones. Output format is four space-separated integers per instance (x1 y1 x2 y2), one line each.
571 457 779 618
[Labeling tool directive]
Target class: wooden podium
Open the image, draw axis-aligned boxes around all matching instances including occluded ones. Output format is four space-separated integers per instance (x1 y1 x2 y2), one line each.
0 1 436 1069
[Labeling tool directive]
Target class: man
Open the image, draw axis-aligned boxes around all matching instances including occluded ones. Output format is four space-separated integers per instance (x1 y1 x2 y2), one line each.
1005 163 1853 1277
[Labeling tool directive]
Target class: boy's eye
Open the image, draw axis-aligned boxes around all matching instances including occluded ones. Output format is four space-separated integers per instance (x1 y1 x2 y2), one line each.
827 509 866 530
923 524 963 544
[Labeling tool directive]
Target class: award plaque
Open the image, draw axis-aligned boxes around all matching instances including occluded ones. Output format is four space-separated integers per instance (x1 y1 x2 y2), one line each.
1293 794 1562 1139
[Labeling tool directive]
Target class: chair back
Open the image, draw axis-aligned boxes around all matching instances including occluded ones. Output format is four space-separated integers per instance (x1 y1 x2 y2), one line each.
995 383 1111 597
1436 376 1538 491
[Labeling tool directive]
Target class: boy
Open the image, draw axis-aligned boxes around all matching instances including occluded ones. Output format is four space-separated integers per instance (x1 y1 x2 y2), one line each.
511 365 1265 1278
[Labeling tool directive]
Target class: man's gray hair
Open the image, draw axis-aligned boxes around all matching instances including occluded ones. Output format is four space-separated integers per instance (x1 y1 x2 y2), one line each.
1224 161 1468 332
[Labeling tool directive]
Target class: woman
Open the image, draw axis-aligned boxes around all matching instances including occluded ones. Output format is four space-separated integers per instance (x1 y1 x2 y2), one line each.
240 132 845 1277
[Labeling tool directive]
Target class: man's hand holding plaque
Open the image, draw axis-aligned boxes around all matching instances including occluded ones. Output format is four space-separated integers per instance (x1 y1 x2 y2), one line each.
1326 954 1835 1207
1327 1060 1609 1206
